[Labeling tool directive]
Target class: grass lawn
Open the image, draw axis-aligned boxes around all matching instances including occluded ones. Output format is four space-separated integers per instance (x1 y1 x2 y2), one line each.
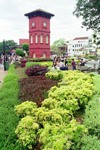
15 67 28 78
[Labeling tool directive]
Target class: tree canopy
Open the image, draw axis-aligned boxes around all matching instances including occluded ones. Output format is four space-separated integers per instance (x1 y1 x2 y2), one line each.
50 38 66 54
22 43 29 52
15 49 25 57
0 40 17 55
73 0 100 32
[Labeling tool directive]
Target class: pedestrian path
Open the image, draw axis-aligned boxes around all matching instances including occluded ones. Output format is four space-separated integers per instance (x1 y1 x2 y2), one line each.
0 68 8 88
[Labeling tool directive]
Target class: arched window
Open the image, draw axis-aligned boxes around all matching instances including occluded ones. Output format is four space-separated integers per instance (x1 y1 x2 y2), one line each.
46 35 48 44
40 34 43 43
43 52 46 58
33 53 36 58
31 35 33 44
35 34 38 43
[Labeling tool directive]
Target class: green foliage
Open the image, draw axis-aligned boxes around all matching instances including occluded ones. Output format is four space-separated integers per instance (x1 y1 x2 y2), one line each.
50 38 66 54
15 49 25 57
3 73 19 83
45 69 63 81
83 74 100 137
50 38 66 50
25 61 52 69
0 40 17 54
73 0 100 32
0 65 23 150
15 100 87 149
80 135 100 150
22 43 29 52
15 101 37 118
8 64 15 73
15 70 93 149
46 71 94 111
15 116 39 149
79 74 100 149
89 55 96 59
38 120 87 150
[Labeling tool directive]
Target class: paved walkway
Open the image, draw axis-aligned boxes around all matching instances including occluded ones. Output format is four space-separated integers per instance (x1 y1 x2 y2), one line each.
0 67 8 88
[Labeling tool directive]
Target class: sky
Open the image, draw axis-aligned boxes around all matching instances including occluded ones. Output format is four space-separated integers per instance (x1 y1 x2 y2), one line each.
0 0 93 45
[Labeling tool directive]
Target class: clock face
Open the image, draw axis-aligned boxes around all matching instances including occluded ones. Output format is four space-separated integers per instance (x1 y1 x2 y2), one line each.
32 22 35 26
43 22 46 26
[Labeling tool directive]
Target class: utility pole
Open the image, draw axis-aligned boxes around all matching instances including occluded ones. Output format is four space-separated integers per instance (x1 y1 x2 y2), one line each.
3 40 6 71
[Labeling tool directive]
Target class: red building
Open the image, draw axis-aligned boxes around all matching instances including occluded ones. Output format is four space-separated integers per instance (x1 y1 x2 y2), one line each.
24 9 54 58
19 39 29 45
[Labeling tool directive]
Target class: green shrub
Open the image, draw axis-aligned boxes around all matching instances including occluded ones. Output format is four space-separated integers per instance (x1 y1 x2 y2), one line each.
8 64 15 73
22 43 29 52
80 135 100 150
15 49 25 57
14 70 94 150
83 75 100 137
15 116 39 149
89 55 96 59
15 101 37 117
38 119 87 150
45 70 63 81
25 61 52 69
15 100 87 149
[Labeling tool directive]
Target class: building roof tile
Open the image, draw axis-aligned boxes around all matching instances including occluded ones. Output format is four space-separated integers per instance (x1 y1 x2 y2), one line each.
74 37 88 40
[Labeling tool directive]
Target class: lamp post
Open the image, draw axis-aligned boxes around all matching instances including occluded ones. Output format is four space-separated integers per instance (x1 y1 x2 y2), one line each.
3 40 6 71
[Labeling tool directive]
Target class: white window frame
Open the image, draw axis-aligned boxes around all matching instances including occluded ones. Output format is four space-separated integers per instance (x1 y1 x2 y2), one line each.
31 35 33 44
40 34 43 43
35 34 38 43
46 35 48 44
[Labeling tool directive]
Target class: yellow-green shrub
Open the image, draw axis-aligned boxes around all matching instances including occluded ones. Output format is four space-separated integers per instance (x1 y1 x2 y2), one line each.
45 71 63 81
15 116 39 149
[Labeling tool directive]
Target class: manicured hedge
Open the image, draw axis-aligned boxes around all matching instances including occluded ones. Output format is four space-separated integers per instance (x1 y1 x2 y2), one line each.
0 64 24 150
80 74 100 149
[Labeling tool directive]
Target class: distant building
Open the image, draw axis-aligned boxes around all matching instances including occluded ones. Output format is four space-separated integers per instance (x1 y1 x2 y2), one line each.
19 39 29 45
11 49 15 55
67 36 93 57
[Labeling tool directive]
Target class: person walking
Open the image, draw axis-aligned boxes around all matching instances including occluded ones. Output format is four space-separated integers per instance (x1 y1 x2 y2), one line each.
0 56 3 68
64 57 68 66
53 57 57 68
71 59 76 70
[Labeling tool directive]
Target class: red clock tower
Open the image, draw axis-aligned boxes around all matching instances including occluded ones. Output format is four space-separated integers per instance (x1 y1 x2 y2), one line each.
24 9 54 58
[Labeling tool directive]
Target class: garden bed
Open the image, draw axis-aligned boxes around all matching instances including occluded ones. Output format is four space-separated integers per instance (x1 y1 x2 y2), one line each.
0 63 100 150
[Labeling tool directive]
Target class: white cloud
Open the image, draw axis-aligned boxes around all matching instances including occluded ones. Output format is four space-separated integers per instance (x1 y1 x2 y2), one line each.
0 0 93 45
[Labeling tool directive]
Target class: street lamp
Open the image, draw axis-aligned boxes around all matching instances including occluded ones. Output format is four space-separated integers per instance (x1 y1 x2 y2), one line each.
3 40 6 71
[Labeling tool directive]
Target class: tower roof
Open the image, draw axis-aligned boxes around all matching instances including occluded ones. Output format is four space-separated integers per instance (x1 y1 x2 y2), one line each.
24 9 54 19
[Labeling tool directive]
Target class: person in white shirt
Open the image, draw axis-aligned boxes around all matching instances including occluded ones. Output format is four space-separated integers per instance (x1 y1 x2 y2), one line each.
59 59 68 70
